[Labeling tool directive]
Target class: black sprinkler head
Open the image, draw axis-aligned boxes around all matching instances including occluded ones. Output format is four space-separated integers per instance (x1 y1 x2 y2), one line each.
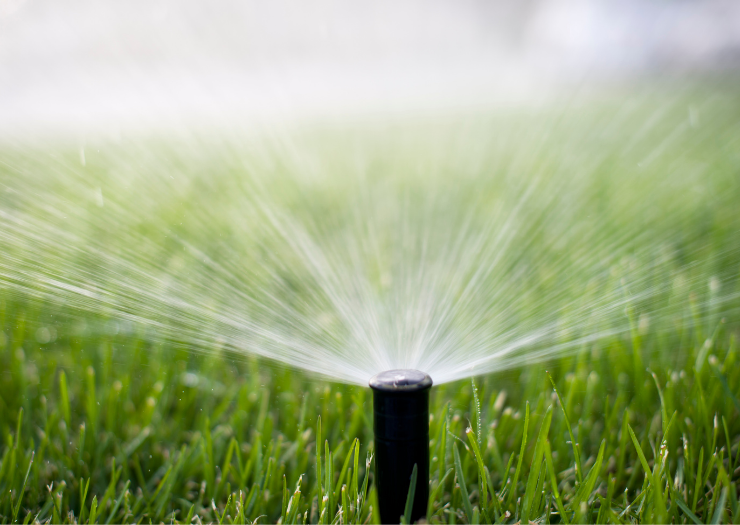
370 369 433 524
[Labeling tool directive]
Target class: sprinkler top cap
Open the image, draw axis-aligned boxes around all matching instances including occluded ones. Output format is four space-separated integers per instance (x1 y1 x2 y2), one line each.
369 369 433 392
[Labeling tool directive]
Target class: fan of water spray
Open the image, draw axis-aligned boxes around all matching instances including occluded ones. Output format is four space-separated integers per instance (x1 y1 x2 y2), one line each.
0 96 739 386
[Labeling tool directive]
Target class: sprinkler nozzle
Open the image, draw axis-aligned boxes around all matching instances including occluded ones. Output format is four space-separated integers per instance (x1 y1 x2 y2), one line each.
370 369 432 524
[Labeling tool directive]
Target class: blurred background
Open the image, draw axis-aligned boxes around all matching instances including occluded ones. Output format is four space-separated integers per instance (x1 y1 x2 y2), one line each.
2 0 740 138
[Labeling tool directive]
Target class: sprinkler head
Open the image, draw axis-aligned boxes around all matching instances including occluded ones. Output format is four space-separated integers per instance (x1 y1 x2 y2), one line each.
370 369 433 524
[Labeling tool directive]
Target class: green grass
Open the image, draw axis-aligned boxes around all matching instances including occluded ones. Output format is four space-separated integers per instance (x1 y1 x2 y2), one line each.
1 84 740 523
0 299 738 524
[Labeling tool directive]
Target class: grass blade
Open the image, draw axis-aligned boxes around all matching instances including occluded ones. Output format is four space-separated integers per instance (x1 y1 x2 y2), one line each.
453 443 474 523
627 424 666 521
14 407 23 448
573 439 605 508
692 447 704 513
324 441 333 516
499 448 516 500
427 468 453 519
465 426 488 514
437 413 448 485
710 487 728 524
357 452 372 518
544 441 569 525
281 475 288 521
708 358 740 415
12 451 34 524
547 372 583 485
89 495 98 525
316 416 323 516
401 463 418 525
79 477 91 523
649 369 669 435
105 479 130 524
471 379 482 447
670 488 702 525
185 503 195 524
352 438 359 509
506 400 530 506
335 439 356 495
341 484 349 524
59 371 71 429
522 405 553 522
722 416 734 473
627 424 652 481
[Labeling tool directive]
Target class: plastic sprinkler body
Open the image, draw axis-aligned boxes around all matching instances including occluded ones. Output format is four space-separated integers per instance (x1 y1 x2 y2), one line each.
369 369 433 524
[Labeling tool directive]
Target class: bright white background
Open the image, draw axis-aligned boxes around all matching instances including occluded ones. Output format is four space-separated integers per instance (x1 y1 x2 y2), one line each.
2 0 739 136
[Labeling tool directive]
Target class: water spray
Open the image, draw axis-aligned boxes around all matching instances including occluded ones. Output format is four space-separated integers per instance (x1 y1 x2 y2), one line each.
369 369 432 524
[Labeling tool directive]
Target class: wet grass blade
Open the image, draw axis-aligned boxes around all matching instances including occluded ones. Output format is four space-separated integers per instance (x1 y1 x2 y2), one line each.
465 426 488 515
471 379 482 446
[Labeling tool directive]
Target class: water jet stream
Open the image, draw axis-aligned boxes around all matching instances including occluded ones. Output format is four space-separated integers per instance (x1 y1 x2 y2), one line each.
0 97 739 386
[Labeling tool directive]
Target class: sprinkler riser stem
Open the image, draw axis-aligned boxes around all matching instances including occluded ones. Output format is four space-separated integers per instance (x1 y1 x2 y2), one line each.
370 370 432 524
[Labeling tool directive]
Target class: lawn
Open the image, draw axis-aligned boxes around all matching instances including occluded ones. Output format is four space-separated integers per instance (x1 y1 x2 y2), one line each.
1 83 740 523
